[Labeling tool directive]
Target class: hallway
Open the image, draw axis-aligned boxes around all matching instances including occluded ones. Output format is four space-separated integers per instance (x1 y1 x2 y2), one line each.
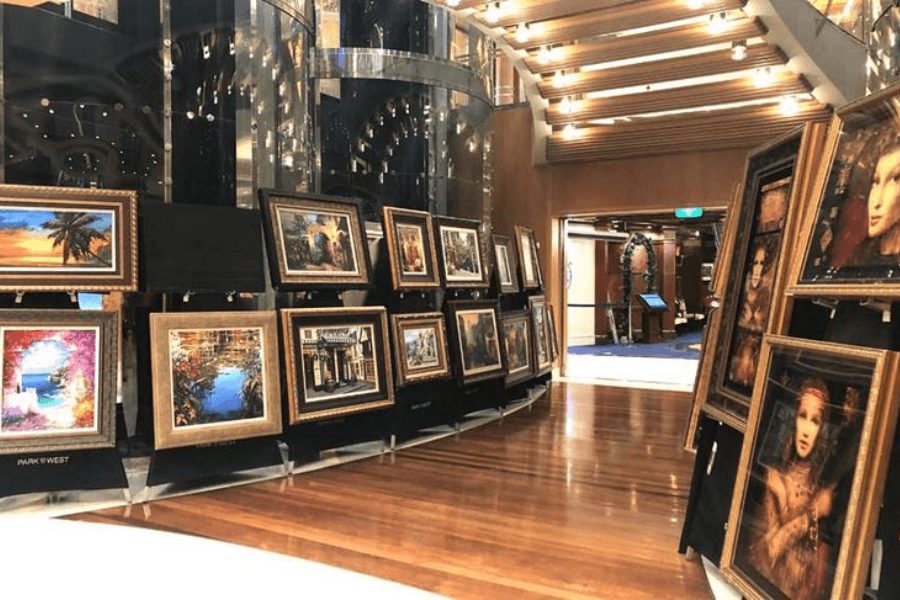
72 382 712 599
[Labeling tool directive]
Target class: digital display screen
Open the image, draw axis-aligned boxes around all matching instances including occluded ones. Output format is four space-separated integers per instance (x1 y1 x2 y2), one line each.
637 293 669 311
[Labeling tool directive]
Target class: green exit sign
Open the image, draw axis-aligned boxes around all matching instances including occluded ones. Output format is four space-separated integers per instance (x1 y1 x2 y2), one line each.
675 207 704 218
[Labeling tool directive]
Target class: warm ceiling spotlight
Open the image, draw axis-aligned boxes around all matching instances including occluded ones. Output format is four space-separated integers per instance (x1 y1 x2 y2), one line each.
707 12 727 34
446 0 461 6
779 95 800 116
515 23 530 43
538 45 552 64
754 66 775 87
485 2 502 23
560 96 578 115
554 70 567 88
731 40 747 61
562 123 581 140
687 0 704 8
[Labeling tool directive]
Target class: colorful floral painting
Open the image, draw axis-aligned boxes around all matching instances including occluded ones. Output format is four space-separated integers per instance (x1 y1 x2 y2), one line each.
0 207 115 272
167 327 266 428
1 327 99 436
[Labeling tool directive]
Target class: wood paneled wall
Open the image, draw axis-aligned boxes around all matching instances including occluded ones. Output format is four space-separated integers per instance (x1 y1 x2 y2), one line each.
491 106 752 359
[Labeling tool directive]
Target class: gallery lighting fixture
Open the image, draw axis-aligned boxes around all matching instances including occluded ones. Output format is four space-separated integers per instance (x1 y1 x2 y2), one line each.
687 0 705 9
754 66 775 87
707 12 727 35
731 40 747 61
562 123 581 140
779 95 800 116
560 96 578 114
485 2 502 23
538 45 552 64
554 70 575 89
516 23 530 43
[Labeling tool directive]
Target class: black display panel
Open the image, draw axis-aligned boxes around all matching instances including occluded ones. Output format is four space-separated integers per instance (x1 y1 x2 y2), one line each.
141 203 266 293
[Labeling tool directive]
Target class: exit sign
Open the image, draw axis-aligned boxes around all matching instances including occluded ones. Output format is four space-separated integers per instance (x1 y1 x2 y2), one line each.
675 207 704 218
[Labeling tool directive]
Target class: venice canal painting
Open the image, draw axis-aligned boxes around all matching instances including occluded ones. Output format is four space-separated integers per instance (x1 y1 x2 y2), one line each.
1 327 100 436
168 327 267 428
0 206 115 272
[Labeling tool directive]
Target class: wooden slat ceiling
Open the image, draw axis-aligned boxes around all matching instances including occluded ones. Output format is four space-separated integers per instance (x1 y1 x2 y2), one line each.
438 0 834 164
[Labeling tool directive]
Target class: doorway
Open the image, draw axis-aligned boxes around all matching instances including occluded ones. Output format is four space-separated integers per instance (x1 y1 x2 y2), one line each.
560 210 725 389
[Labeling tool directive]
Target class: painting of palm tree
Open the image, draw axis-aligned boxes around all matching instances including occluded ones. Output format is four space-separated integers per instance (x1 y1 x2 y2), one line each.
42 212 111 266
0 206 114 271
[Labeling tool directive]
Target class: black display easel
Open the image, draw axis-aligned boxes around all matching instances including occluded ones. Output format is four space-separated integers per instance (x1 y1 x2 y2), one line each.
284 409 393 466
145 435 283 488
678 416 742 565
0 447 128 499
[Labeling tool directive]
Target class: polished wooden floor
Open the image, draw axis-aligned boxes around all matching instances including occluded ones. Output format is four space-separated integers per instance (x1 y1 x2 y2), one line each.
71 382 712 600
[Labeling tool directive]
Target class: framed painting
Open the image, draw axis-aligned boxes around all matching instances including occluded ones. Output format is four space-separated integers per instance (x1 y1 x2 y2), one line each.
721 335 900 600
281 306 394 424
515 225 544 290
692 123 826 433
790 82 900 296
499 310 533 388
0 184 137 292
546 301 560 362
434 215 489 289
445 300 504 384
390 312 450 386
528 295 553 375
149 311 282 450
258 189 370 289
0 309 117 454
492 234 519 294
382 206 441 291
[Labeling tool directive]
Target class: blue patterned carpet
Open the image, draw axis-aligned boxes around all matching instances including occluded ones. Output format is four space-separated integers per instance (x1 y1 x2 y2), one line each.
567 331 702 359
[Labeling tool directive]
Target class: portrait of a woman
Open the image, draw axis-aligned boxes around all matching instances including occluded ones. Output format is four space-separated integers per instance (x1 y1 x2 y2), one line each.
738 236 777 333
749 376 834 600
864 139 900 258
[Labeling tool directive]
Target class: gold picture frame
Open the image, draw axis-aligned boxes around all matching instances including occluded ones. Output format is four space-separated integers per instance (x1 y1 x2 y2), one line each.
390 312 451 386
0 184 137 292
382 206 441 291
721 335 900 600
258 189 370 289
149 311 283 450
0 309 118 454
281 306 394 424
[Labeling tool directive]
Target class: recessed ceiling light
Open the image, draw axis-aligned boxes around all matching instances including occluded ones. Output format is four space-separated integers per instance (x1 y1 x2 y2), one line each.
731 40 747 61
485 2 501 23
516 23 530 43
779 96 800 116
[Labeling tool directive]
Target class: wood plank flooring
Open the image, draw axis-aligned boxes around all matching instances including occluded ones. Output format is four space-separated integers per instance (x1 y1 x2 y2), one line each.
70 382 712 600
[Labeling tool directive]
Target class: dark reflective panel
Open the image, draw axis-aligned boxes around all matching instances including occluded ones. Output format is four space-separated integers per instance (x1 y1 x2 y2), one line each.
340 0 429 53
171 1 236 206
3 2 163 194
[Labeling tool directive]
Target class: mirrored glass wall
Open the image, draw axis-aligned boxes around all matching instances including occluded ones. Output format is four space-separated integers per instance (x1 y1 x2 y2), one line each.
0 0 492 221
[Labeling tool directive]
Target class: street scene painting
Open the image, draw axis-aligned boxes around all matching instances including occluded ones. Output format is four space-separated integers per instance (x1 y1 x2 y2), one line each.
441 226 483 282
167 327 267 427
397 223 427 275
455 308 502 377
299 324 379 402
276 206 359 275
403 326 440 370
1 327 100 436
0 206 115 272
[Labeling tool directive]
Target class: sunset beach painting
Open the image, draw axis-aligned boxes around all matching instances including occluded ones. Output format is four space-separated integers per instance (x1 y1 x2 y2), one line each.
0 206 115 272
